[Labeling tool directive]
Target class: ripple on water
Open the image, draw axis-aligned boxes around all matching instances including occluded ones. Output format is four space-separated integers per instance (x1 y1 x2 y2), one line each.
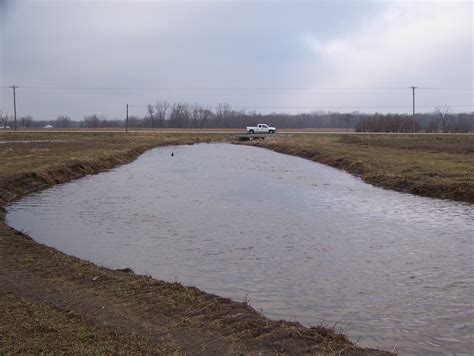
6 143 474 354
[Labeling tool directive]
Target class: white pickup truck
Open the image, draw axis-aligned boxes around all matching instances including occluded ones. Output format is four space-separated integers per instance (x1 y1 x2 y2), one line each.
246 124 277 134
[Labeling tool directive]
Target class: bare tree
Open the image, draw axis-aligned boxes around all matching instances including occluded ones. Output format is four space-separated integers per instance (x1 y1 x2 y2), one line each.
83 114 101 128
215 103 232 128
0 112 8 129
62 99 472 131
344 113 352 132
155 100 170 128
147 105 155 128
56 115 72 128
435 105 453 133
355 114 417 132
450 114 472 133
127 115 142 128
170 103 191 128
20 115 33 128
192 107 214 128
425 116 440 133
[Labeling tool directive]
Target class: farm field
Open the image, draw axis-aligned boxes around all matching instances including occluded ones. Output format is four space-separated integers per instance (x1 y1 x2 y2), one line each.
1 130 472 354
3 1 472 354
1 130 393 355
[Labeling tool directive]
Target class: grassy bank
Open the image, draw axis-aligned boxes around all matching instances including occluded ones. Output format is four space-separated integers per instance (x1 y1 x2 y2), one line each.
242 133 474 203
0 131 389 355
0 131 226 205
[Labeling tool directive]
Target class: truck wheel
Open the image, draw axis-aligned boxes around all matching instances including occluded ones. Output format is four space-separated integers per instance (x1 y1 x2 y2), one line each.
269 130 274 134
249 130 254 134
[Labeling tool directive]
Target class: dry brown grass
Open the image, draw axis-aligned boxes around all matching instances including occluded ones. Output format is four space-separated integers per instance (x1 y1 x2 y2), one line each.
0 289 181 354
0 130 391 355
242 133 474 203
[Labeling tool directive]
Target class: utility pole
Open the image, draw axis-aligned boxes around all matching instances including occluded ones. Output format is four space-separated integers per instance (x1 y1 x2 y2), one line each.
125 104 129 133
411 86 417 133
11 85 17 131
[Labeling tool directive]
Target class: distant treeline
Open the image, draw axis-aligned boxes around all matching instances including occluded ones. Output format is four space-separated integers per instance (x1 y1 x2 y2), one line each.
1 102 472 132
355 110 473 133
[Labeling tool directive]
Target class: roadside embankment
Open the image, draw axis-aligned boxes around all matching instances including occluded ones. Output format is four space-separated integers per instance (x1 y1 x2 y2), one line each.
0 131 391 355
241 133 474 203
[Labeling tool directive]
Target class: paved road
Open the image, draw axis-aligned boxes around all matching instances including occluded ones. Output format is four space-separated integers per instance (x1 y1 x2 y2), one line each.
1 129 472 135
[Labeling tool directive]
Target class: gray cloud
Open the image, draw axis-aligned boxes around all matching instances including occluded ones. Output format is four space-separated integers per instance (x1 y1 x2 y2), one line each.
0 0 472 120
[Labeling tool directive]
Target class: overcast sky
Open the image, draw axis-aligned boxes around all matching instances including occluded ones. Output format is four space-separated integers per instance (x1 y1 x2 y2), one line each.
0 0 472 120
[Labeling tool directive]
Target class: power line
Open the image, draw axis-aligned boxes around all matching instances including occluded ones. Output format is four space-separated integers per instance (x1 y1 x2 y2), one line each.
0 85 472 91
3 83 471 126
417 87 474 91
128 104 473 109
0 85 409 91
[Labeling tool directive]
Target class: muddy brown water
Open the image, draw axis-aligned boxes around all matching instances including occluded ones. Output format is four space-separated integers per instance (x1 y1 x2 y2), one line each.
6 143 474 354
